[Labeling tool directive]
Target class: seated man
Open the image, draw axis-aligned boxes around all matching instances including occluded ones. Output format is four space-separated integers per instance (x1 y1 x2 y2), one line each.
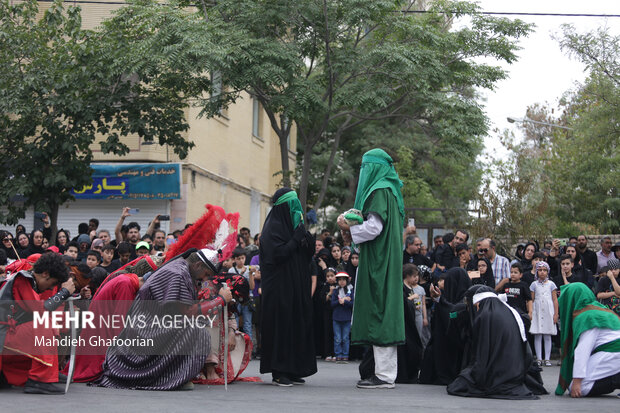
96 249 232 390
447 285 545 399
556 282 620 397
1 253 75 394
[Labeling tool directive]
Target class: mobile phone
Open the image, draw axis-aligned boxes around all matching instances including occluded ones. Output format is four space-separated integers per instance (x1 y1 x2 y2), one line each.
468 271 481 279
559 240 567 247
408 218 415 227
34 212 46 219
166 238 177 245
128 208 139 214
158 215 170 221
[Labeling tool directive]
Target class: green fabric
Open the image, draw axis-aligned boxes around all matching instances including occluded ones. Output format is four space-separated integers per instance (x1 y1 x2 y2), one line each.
594 338 620 353
555 283 620 395
351 188 405 346
274 190 303 229
344 212 363 225
353 149 405 221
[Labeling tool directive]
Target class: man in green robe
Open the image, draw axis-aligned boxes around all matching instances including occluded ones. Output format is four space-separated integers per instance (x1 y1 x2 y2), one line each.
338 148 405 389
556 282 620 397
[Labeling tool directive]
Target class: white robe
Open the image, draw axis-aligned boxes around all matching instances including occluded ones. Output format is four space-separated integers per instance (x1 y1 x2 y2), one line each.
569 328 620 395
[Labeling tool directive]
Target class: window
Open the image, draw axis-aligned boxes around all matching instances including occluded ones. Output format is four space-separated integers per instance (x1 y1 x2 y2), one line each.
252 98 263 139
211 71 228 118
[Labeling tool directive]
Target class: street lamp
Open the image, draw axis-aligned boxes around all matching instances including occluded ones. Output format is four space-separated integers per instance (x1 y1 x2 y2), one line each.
507 116 573 131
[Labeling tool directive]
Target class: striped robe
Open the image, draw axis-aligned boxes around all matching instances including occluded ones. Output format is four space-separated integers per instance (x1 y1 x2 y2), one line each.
96 258 211 390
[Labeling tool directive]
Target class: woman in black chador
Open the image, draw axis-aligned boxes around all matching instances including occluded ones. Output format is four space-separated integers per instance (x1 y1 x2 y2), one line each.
447 285 547 399
259 188 317 386
419 268 471 385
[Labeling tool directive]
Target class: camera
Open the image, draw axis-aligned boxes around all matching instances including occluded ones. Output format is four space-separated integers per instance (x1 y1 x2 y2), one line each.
158 215 170 221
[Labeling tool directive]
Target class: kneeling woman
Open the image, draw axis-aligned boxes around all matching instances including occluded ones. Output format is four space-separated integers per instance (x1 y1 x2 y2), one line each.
447 285 546 399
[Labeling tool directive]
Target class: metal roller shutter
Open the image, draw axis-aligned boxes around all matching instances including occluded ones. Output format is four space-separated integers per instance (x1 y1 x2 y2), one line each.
56 199 171 239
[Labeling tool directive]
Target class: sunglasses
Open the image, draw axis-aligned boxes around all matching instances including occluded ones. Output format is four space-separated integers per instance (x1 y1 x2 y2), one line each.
478 249 488 253
2 238 12 242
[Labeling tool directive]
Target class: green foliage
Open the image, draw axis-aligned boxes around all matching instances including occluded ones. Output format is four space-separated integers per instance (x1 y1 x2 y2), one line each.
199 0 533 209
549 25 619 233
0 0 206 229
472 125 557 244
473 26 618 240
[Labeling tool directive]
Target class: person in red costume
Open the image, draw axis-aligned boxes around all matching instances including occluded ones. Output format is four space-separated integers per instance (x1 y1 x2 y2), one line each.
0 253 76 394
66 256 162 382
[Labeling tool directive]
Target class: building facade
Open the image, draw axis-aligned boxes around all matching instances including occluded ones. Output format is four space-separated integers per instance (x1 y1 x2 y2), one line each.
1 1 295 237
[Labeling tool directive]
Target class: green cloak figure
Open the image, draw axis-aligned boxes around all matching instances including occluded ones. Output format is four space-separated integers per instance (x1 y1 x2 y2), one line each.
350 148 405 347
556 282 620 397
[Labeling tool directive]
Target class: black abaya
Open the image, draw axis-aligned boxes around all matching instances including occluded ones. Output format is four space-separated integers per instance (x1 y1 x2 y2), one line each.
447 289 545 399
259 188 317 378
396 284 424 383
419 268 471 385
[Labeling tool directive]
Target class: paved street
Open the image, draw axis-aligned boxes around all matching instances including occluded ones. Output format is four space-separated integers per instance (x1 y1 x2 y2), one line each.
0 359 618 412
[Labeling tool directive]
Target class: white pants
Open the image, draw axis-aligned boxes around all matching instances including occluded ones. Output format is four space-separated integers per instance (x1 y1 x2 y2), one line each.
373 345 397 383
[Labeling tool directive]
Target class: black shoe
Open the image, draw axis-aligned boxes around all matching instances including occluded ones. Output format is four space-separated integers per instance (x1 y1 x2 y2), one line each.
57 373 68 384
272 376 293 387
356 375 395 389
23 379 65 395
290 376 305 385
0 372 10 389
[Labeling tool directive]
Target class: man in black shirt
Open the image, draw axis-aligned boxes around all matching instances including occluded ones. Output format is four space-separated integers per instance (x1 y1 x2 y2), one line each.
576 235 598 275
435 230 468 271
403 235 434 268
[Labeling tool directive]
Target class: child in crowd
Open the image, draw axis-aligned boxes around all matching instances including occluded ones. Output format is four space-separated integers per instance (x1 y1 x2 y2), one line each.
320 268 337 361
403 263 428 348
345 250 359 286
529 261 559 367
85 250 102 270
331 272 354 363
229 247 254 339
499 263 533 318
115 242 132 267
63 241 79 261
522 252 545 285
100 245 120 274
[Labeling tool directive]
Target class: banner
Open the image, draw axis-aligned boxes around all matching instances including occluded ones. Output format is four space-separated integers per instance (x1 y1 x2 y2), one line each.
71 163 181 200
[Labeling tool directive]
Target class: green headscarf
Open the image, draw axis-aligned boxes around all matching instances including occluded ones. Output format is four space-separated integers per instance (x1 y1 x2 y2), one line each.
555 282 620 395
353 149 404 219
274 190 304 229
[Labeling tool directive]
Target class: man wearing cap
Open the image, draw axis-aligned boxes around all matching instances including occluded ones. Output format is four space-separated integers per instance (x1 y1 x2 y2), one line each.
338 148 405 389
135 241 151 257
97 249 232 390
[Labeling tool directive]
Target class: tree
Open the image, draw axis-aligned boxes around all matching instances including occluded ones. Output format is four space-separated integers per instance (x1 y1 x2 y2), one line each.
471 109 558 247
473 25 619 241
0 0 213 241
199 0 533 210
549 25 619 232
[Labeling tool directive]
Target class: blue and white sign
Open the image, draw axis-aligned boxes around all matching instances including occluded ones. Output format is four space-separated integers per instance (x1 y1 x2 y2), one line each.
71 163 181 200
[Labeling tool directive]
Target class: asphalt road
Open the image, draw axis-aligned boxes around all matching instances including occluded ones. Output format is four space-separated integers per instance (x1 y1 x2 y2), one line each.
0 359 618 412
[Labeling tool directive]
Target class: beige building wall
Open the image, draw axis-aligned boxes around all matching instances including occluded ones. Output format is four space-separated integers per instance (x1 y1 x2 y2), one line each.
34 1 297 232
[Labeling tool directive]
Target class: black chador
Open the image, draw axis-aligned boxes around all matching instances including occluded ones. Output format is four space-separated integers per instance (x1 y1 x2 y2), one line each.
447 285 547 399
259 188 317 381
